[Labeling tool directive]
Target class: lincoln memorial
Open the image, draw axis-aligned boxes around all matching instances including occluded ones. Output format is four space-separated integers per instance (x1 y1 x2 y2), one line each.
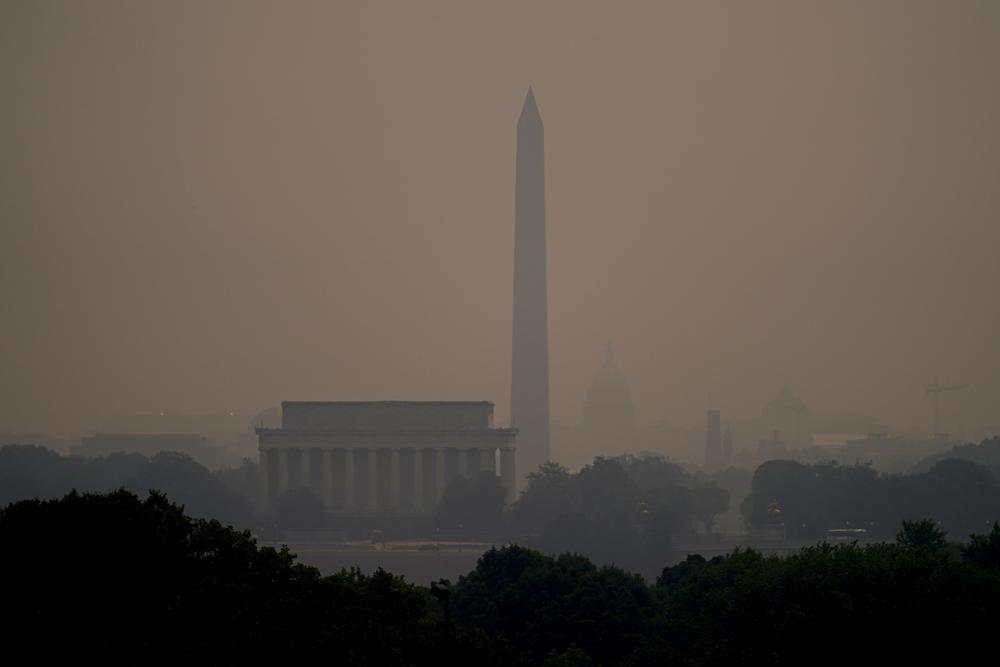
257 401 517 514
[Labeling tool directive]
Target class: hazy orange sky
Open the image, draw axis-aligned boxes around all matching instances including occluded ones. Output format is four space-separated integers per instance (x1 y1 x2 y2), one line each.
2 1 998 438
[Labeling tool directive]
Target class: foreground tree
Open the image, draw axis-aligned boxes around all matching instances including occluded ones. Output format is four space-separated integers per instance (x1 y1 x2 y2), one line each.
6 491 1000 667
0 490 509 665
964 521 1000 570
452 545 657 666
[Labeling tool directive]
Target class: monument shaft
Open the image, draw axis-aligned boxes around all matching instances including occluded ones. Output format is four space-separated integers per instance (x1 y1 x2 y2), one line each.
511 88 550 486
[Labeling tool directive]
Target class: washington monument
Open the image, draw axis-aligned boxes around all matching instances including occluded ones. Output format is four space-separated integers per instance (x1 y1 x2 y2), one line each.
510 87 550 486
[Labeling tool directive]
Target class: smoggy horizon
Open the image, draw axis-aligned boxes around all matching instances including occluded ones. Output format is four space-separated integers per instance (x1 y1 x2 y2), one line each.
2 1 999 439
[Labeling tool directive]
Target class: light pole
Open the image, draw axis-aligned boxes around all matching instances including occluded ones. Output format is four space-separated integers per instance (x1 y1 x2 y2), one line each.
430 579 451 654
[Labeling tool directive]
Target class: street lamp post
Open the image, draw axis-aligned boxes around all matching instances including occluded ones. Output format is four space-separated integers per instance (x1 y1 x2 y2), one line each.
430 579 451 653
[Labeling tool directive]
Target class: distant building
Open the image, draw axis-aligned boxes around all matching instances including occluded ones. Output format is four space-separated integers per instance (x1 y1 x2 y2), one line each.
760 385 810 451
841 432 956 471
96 412 256 462
581 340 638 455
256 401 517 514
722 385 886 463
73 433 226 469
722 424 734 464
757 430 787 460
552 341 699 470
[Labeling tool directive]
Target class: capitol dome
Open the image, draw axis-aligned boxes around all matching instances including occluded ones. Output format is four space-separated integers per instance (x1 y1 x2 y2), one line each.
583 340 636 431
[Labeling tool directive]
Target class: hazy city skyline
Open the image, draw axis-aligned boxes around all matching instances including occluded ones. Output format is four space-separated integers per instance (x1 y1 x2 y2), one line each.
3 7 1000 661
2 1 999 438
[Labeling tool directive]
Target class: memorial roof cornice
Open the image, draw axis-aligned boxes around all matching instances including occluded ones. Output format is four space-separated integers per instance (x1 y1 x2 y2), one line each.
280 400 495 407
256 427 518 436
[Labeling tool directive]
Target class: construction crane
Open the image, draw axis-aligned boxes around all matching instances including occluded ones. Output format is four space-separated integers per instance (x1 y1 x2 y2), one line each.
926 376 967 438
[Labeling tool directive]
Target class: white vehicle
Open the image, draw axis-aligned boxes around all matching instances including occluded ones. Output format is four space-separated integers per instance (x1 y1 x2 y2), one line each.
826 528 868 542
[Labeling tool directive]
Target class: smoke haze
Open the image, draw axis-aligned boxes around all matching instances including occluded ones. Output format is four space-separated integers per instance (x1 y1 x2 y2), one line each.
2 0 998 438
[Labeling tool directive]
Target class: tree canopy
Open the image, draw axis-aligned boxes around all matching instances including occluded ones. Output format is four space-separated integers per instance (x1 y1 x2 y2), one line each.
0 444 257 526
0 489 508 665
511 455 729 575
743 456 1000 538
3 489 1000 665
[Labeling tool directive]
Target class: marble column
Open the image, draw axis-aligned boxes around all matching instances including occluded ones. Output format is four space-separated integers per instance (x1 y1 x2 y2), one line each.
289 448 300 489
344 448 355 510
500 448 516 505
277 448 289 496
322 449 334 509
482 448 496 475
300 448 310 489
413 448 424 511
435 447 446 503
458 448 469 479
259 448 271 507
367 448 377 510
258 447 269 482
390 448 401 509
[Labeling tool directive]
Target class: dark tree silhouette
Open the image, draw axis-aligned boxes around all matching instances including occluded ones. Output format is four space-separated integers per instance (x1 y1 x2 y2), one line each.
509 455 722 573
896 518 948 553
274 486 328 530
127 451 255 527
964 521 1000 570
0 489 511 665
436 471 506 536
0 444 257 526
744 455 1000 538
5 490 1000 666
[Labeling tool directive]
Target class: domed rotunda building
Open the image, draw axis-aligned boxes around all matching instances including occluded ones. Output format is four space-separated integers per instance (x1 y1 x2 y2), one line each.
581 340 638 455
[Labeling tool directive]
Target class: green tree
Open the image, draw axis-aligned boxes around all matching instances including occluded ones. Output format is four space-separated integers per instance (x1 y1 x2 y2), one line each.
648 531 1000 666
742 456 1000 540
896 518 948 553
127 451 255 527
452 545 657 666
509 461 575 533
574 457 639 519
541 644 594 667
964 521 1000 570
690 480 730 533
215 457 263 511
0 489 510 665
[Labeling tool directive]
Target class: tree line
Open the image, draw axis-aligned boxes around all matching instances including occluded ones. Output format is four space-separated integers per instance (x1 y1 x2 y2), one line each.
2 489 1000 665
743 454 1000 538
0 444 257 527
6 438 1000 557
